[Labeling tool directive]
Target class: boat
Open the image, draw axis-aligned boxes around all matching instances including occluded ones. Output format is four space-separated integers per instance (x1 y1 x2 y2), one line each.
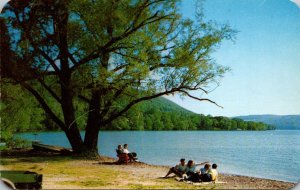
32 142 72 154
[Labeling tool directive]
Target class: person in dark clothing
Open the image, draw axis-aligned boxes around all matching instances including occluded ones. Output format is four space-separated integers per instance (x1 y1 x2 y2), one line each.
200 164 211 174
187 162 210 182
164 158 186 178
116 144 123 155
188 163 218 182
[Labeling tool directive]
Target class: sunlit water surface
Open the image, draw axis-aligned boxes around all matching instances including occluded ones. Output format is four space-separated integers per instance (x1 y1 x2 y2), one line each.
18 130 300 183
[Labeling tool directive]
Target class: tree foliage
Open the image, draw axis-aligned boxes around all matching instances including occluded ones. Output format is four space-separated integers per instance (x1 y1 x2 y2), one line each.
1 0 235 155
108 98 275 131
0 92 275 137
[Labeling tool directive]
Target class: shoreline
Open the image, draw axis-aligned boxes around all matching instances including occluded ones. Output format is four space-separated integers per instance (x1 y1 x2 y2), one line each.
153 164 297 184
221 173 297 184
218 173 298 184
142 163 298 185
128 163 298 185
0 149 297 189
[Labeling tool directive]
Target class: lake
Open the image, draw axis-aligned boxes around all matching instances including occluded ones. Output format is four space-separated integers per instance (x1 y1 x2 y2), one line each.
17 130 300 183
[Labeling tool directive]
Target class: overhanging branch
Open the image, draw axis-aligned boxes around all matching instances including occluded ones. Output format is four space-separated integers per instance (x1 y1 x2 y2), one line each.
36 77 62 103
12 10 61 75
103 88 179 125
103 84 223 125
21 82 67 131
179 90 223 108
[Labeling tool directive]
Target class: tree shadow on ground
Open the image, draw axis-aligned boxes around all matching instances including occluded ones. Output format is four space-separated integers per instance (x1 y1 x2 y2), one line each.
97 160 148 166
97 161 119 165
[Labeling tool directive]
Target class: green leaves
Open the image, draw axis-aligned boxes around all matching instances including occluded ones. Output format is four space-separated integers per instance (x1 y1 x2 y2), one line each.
1 0 236 137
0 82 44 135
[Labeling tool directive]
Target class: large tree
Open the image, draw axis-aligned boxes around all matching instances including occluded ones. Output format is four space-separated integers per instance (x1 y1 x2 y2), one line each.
0 0 234 156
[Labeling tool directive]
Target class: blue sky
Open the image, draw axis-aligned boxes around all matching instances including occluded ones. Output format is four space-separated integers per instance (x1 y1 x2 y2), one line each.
166 0 300 116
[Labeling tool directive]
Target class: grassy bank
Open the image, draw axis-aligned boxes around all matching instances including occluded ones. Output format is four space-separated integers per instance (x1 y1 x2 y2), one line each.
0 155 194 189
0 151 296 189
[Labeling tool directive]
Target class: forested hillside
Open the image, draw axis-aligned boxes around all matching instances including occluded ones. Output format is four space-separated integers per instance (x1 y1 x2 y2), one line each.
107 98 275 131
234 115 300 130
1 83 275 143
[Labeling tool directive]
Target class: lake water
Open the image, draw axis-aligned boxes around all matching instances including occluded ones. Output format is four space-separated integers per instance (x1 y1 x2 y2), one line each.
17 130 300 183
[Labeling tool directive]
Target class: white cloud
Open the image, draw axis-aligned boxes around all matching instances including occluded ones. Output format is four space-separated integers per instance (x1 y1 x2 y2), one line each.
290 0 300 9
0 0 10 12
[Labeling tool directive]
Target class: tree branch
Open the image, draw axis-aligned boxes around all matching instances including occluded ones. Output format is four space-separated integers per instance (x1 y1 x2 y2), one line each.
70 51 100 71
102 11 174 50
99 87 126 118
36 77 62 103
78 94 90 103
179 90 223 108
12 10 61 75
21 82 67 130
102 88 179 125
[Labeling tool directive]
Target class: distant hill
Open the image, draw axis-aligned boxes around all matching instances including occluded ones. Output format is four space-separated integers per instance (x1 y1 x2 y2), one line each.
108 97 275 131
234 115 300 130
139 97 194 114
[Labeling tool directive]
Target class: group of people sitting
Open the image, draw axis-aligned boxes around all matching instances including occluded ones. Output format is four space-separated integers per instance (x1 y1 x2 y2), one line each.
115 146 218 182
164 158 218 182
116 144 138 162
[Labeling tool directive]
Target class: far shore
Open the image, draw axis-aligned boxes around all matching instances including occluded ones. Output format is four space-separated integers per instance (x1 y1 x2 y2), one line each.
0 149 297 189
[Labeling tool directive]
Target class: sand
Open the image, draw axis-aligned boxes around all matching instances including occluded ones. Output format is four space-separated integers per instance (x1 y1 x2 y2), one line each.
0 149 297 189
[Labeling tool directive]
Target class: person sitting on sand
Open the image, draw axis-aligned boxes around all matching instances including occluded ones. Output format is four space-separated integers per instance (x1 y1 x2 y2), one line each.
164 158 186 178
185 160 196 177
200 164 211 174
201 163 218 182
185 160 209 177
187 163 211 182
208 163 218 181
122 144 138 161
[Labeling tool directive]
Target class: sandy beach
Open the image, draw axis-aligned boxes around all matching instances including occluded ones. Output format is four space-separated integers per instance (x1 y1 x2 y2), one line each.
0 149 297 189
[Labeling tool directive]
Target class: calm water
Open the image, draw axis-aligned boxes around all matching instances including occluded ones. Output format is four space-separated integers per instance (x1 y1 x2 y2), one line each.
17 130 300 183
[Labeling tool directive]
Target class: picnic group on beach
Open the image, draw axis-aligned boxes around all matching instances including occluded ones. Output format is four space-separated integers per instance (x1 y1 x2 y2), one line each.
164 158 218 182
116 145 218 183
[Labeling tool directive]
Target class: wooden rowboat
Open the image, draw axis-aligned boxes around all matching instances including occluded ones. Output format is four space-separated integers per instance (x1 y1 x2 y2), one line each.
32 142 72 154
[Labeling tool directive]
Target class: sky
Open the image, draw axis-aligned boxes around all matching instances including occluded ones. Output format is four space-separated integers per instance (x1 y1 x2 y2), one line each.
166 0 300 117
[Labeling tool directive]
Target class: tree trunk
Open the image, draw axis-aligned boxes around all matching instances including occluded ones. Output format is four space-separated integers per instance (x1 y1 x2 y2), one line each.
84 52 110 156
56 1 86 155
84 91 101 155
61 89 86 153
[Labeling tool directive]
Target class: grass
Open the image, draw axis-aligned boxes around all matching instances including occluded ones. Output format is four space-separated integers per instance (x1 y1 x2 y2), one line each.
59 179 110 187
0 155 219 189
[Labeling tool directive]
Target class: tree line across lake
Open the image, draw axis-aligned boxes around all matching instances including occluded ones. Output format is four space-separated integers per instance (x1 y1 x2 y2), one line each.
108 97 276 131
1 83 275 143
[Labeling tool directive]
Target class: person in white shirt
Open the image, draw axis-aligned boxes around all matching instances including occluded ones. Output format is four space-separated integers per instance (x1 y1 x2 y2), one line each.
208 163 218 181
164 158 186 178
122 144 137 161
122 144 129 154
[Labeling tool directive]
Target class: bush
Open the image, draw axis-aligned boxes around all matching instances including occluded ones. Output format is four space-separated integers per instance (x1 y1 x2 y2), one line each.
5 137 31 149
